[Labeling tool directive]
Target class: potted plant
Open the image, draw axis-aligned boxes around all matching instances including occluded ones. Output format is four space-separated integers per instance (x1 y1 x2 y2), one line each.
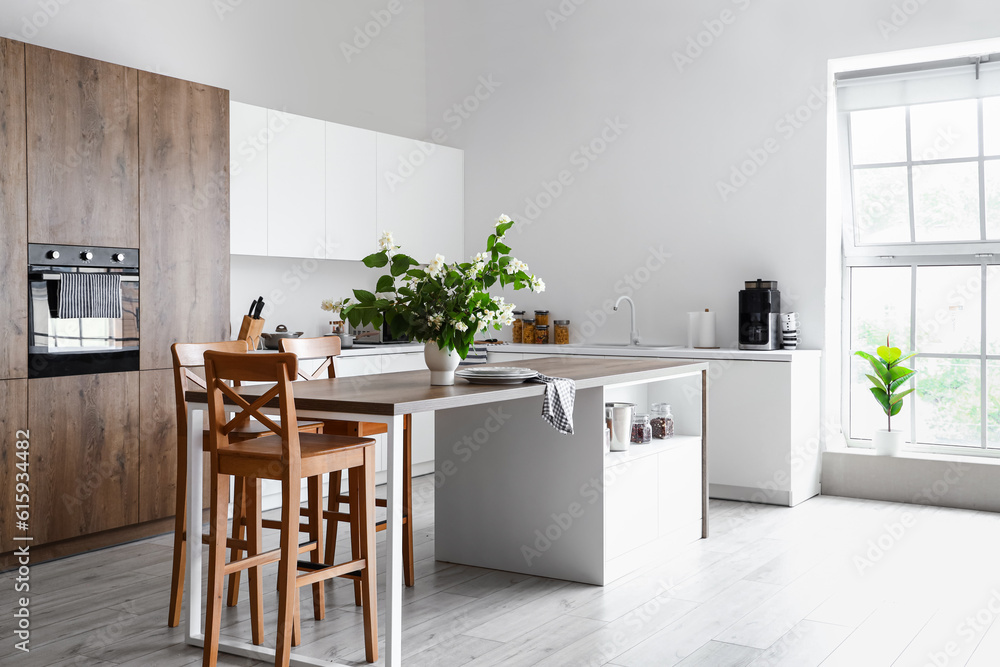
854 337 917 455
341 215 544 385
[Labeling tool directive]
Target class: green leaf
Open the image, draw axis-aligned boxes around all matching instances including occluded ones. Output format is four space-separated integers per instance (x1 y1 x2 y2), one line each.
855 351 890 384
896 352 917 365
376 275 395 293
889 365 913 381
889 387 915 405
487 234 496 251
496 220 515 237
889 370 917 393
353 289 376 305
390 254 412 277
865 374 887 390
494 242 511 255
877 345 902 364
869 386 890 412
889 401 903 416
362 251 389 268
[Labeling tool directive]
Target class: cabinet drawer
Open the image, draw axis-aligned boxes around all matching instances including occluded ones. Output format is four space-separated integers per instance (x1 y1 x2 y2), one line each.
335 355 382 377
381 352 425 374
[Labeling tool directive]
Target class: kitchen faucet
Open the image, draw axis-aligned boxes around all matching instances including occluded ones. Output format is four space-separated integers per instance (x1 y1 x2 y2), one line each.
613 296 641 346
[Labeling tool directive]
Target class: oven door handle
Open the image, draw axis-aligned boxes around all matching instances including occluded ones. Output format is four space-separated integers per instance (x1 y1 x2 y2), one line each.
38 273 139 282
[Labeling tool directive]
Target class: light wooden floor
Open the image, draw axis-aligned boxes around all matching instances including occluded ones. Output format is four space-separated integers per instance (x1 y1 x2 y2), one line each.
6 475 1000 666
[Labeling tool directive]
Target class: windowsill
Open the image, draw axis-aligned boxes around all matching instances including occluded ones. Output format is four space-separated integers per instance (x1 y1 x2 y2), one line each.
829 445 1000 466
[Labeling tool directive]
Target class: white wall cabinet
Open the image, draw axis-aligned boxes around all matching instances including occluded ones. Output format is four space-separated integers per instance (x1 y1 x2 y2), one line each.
229 102 268 256
325 121 376 261
376 133 464 264
267 110 326 259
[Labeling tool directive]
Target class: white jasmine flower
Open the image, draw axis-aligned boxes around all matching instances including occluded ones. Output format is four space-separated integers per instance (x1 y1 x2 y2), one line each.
455 320 468 332
531 276 545 292
378 230 395 252
495 214 512 236
428 253 445 278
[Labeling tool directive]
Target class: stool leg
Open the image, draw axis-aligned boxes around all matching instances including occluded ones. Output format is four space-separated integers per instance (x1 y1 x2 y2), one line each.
403 414 415 587
168 436 188 628
292 586 302 647
274 474 300 667
202 471 230 667
227 476 247 607
245 477 264 646
307 476 325 620
349 467 362 607
357 447 379 664
323 470 343 565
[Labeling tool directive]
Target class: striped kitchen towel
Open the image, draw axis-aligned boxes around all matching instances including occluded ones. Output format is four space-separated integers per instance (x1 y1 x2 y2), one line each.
531 372 576 434
57 273 122 319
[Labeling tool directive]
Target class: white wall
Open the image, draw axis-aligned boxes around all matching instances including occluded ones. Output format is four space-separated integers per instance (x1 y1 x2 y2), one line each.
0 0 427 138
424 0 1000 350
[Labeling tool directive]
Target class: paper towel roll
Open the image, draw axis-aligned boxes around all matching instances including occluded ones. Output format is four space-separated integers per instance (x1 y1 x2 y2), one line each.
687 310 717 348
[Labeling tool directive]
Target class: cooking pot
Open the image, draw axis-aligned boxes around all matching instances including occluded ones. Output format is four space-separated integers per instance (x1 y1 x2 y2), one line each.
260 324 303 350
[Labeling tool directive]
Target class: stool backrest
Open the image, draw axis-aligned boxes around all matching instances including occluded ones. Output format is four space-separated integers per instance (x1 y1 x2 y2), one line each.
278 336 341 381
171 340 249 444
203 350 301 466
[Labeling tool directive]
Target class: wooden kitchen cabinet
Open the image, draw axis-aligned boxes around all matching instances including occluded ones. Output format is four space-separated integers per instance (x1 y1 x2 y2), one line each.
0 379 28 553
138 369 177 522
376 133 464 264
139 71 230 370
326 121 377 260
229 101 268 256
25 45 139 247
27 372 140 546
0 38 27 381
267 110 326 259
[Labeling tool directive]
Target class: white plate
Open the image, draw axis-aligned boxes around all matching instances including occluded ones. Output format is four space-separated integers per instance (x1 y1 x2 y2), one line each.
458 366 536 377
458 374 537 385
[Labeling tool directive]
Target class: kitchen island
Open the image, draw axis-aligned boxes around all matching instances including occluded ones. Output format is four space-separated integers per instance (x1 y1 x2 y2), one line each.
185 356 707 666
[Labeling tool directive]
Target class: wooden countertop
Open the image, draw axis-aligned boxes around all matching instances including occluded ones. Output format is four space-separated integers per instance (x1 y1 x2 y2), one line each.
186 356 707 416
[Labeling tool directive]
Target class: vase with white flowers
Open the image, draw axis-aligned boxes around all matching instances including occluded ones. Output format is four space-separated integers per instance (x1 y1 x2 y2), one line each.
341 215 544 385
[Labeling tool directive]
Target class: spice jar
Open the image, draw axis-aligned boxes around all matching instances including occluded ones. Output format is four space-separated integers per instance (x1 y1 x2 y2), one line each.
630 414 651 444
522 318 536 344
534 310 550 327
511 310 525 344
554 320 570 345
535 324 549 344
650 403 674 439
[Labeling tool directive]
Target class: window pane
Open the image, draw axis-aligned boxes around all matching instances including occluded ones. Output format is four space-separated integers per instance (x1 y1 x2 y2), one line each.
915 357 981 447
850 107 907 165
989 266 1000 356
989 361 1000 449
912 162 981 242
910 99 979 160
984 97 1000 156
916 265 982 355
985 161 1000 240
849 267 911 441
853 167 910 244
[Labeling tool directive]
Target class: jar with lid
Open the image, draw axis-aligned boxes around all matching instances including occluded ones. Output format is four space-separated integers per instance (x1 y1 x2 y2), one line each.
535 324 549 344
554 320 570 345
511 310 525 344
630 414 651 444
522 318 536 344
650 403 674 439
534 310 550 327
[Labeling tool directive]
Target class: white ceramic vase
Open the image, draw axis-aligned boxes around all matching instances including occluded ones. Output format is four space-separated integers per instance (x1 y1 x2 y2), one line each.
424 341 461 385
872 429 904 456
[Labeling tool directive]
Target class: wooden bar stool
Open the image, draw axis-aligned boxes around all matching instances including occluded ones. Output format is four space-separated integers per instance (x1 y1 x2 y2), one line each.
202 350 378 666
166 341 323 629
279 336 416 588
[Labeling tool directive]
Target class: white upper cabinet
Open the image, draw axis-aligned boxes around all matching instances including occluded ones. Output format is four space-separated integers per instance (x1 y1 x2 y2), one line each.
376 134 464 264
325 122 377 261
229 102 268 256
266 110 326 259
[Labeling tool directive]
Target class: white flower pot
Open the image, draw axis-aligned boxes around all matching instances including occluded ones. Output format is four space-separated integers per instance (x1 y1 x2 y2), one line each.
424 342 461 385
872 429 905 456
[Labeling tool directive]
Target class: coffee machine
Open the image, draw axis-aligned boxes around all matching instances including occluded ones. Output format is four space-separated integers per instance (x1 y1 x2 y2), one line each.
739 279 781 350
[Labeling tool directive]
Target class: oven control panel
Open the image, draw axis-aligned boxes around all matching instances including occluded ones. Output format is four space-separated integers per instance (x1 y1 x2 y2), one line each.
28 244 139 269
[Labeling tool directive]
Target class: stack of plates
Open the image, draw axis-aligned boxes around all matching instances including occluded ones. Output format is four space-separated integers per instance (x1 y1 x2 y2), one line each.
455 366 537 385
781 312 799 350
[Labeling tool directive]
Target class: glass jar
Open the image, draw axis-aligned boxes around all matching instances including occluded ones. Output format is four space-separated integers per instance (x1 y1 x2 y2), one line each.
535 324 549 344
650 403 674 439
630 414 651 444
554 320 570 345
522 318 536 344
511 310 525 344
534 310 550 327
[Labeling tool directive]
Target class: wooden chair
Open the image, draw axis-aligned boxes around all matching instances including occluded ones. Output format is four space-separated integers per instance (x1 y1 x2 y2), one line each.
167 341 323 629
279 336 415 588
202 351 378 666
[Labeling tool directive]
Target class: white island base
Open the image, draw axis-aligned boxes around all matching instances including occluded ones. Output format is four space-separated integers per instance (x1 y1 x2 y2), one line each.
434 365 707 586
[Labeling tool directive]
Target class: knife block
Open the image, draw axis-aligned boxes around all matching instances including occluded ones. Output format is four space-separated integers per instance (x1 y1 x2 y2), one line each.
237 315 265 350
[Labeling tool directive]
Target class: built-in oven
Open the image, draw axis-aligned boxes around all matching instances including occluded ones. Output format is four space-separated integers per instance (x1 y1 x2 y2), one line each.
27 243 139 378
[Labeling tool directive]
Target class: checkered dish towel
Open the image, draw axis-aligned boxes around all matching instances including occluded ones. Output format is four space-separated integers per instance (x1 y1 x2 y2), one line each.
531 373 576 434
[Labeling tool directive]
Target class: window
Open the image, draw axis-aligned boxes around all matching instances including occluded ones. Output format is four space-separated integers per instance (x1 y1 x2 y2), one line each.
839 56 1000 453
